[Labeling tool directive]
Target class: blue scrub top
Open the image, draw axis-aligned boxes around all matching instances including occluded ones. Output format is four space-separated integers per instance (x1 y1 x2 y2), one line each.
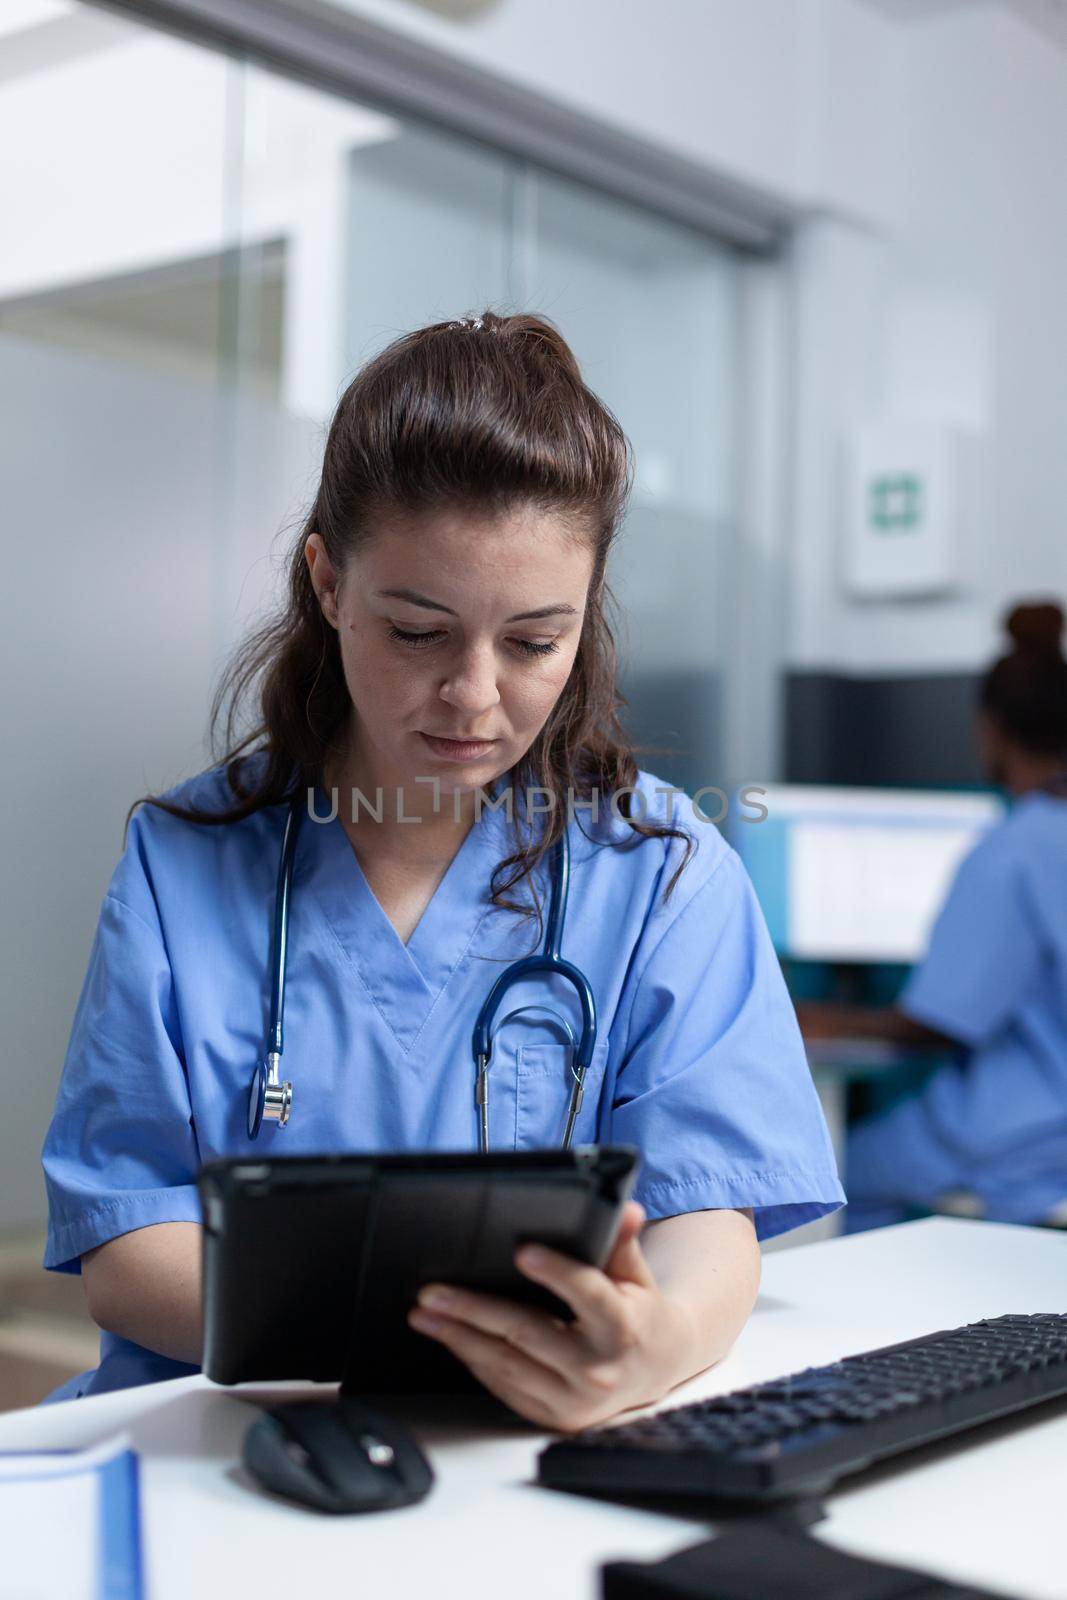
848 790 1067 1227
42 756 844 1398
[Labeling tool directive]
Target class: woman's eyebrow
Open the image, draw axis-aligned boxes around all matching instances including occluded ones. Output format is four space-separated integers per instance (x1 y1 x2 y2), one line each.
375 588 579 623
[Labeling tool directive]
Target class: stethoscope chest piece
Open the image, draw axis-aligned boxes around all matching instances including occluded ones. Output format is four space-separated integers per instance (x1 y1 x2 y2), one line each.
247 1054 292 1139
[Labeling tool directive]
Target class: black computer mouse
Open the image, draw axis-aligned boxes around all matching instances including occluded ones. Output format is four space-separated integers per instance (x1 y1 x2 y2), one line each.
243 1398 435 1514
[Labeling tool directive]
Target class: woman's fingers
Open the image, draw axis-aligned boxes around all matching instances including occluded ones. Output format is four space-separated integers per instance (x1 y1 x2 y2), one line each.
513 1245 629 1346
405 1200 663 1421
513 1202 656 1341
412 1282 575 1378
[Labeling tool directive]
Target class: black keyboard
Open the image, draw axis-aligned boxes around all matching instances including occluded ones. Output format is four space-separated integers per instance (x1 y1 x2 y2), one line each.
538 1314 1067 1503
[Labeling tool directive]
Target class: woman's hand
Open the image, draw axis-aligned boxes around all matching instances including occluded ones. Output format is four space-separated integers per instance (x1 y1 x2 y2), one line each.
406 1201 699 1432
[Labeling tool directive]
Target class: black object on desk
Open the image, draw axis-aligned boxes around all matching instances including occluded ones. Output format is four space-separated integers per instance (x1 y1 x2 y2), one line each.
244 1397 433 1514
601 1525 1022 1600
199 1145 637 1393
541 1313 1067 1503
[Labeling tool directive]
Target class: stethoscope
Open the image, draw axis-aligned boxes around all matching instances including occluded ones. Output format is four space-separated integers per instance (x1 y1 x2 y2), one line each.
247 792 598 1151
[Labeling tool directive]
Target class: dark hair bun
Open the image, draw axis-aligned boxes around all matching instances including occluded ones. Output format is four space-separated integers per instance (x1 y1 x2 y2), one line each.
1006 601 1064 660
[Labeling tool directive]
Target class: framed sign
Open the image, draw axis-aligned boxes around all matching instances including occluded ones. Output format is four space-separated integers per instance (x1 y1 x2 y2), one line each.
841 424 960 597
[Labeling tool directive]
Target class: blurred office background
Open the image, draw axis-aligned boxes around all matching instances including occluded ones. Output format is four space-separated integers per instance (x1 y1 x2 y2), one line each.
2 0 1066 1401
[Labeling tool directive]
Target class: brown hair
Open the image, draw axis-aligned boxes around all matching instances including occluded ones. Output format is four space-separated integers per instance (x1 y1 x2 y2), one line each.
130 310 695 926
980 599 1067 756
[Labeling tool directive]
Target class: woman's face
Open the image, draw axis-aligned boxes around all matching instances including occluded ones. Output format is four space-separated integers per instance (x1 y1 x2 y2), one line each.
305 502 596 807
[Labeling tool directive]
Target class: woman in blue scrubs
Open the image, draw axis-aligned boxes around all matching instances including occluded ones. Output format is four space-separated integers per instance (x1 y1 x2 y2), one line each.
803 602 1067 1233
42 311 844 1419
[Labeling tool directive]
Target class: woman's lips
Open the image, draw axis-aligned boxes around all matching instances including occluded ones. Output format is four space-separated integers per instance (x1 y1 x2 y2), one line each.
418 732 498 761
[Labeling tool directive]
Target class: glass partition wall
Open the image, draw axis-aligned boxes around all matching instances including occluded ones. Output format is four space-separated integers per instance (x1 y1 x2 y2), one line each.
2 3 744 1227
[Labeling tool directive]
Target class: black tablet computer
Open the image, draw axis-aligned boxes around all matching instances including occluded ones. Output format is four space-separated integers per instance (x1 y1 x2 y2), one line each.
199 1146 638 1394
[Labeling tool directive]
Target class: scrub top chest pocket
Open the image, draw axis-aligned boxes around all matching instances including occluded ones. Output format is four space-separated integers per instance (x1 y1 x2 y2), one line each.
514 1037 610 1150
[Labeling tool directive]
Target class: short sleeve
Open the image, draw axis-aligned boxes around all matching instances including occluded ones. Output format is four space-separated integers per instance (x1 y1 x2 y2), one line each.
42 843 202 1274
899 833 1044 1049
608 848 845 1243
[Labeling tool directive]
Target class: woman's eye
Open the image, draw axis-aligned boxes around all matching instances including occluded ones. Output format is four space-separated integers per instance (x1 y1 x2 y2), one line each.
387 626 444 649
513 637 560 657
387 625 559 658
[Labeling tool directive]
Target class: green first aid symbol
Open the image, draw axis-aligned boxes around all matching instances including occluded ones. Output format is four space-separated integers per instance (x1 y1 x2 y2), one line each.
868 473 923 532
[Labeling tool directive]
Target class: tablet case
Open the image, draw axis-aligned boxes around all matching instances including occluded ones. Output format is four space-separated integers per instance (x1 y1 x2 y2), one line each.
199 1146 637 1394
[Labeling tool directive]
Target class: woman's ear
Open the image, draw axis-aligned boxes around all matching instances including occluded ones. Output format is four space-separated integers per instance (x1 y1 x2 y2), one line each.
305 533 340 629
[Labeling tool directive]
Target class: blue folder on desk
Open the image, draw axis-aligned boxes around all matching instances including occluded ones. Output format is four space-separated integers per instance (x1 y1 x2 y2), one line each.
0 1434 143 1600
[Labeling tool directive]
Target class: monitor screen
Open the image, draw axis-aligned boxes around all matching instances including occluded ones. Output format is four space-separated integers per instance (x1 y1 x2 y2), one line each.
730 785 1005 963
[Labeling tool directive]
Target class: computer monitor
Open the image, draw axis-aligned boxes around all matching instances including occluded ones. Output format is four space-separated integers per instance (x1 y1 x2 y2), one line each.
730 784 1005 963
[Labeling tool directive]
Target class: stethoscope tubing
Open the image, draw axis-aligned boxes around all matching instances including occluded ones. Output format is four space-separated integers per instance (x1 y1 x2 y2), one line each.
248 788 597 1150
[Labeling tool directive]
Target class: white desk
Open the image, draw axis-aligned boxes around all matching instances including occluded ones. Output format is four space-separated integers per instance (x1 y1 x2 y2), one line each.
1 1218 1064 1599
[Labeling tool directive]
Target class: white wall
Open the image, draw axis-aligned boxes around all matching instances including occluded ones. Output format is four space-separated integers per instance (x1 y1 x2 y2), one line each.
885 3 1067 669
789 3 1067 674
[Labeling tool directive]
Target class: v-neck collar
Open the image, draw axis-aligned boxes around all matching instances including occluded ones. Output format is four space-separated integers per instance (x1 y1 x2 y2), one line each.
299 781 515 1052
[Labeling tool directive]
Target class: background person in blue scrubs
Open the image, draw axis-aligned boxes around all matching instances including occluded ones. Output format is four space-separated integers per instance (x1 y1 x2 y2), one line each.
42 311 844 1417
800 602 1067 1233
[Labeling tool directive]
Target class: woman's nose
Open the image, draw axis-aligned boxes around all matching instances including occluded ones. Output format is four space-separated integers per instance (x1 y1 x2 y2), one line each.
438 644 502 716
